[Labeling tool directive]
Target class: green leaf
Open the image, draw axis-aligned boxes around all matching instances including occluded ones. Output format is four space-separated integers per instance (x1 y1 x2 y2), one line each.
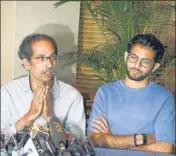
55 1 174 84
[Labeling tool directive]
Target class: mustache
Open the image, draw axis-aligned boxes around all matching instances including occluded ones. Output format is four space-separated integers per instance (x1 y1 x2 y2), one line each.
41 68 55 75
130 68 142 73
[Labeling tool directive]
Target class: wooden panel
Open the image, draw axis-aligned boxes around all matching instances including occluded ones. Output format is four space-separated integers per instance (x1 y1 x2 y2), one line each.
76 3 106 92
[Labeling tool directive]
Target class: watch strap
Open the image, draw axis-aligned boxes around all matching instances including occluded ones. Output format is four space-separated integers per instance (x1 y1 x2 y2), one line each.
142 134 147 145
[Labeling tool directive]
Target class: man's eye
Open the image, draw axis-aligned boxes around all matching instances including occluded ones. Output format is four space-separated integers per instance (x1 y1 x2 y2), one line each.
131 55 137 58
37 57 45 61
142 59 150 65
130 55 137 59
51 55 57 59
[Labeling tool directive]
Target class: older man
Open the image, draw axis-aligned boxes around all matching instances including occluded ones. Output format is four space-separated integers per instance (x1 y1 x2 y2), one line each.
1 34 86 138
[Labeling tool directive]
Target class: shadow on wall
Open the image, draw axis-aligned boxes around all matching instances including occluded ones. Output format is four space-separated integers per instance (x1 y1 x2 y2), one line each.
34 23 77 86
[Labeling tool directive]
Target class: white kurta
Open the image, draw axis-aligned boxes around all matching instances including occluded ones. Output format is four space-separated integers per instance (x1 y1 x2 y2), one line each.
1 74 86 138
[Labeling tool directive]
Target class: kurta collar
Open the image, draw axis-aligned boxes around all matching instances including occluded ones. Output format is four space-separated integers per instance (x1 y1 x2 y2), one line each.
19 74 60 100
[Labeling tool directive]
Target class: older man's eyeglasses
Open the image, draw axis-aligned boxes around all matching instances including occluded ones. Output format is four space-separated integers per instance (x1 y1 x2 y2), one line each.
127 53 154 68
31 53 57 63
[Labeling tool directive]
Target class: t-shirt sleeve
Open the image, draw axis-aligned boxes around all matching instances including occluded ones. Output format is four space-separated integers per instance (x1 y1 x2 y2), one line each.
154 94 175 144
87 87 106 134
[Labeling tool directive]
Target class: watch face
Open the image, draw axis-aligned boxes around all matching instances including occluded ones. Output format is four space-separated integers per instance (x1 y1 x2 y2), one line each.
136 134 144 146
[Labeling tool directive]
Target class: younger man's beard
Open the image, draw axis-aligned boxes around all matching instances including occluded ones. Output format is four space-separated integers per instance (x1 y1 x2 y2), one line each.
126 66 153 81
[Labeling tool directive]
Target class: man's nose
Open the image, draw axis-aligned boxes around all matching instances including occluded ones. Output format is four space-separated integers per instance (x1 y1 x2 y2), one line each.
135 59 142 68
45 58 53 67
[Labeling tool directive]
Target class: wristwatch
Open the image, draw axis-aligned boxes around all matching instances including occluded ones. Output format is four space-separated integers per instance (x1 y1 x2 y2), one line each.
133 134 147 146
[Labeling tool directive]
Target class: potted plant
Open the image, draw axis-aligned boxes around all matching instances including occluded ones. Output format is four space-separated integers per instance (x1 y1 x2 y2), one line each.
54 1 174 87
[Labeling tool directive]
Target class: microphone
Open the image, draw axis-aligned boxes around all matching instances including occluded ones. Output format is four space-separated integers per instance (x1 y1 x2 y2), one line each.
16 131 30 150
48 118 66 149
68 138 84 156
47 136 58 155
0 132 7 156
32 124 54 155
0 132 6 149
30 123 49 140
23 124 54 156
37 135 53 156
65 124 85 142
48 118 72 156
82 137 96 156
31 124 58 155
65 125 85 156
66 125 95 156
57 142 72 156
3 131 17 155
23 137 40 156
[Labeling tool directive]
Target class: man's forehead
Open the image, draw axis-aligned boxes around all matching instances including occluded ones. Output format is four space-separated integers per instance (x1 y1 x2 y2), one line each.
32 40 55 56
131 44 155 59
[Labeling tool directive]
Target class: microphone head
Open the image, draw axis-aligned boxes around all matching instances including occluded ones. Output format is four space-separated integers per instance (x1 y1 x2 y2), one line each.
16 132 30 149
68 138 84 156
28 124 56 155
23 136 54 156
5 134 17 154
30 124 49 140
1 129 17 155
82 136 96 156
66 124 85 142
0 132 6 149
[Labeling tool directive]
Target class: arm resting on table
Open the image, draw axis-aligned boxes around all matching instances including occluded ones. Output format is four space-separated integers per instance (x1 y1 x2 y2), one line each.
129 142 174 154
89 133 155 149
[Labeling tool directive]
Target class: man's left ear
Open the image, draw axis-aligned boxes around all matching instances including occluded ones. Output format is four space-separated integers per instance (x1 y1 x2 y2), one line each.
152 63 160 72
22 58 31 71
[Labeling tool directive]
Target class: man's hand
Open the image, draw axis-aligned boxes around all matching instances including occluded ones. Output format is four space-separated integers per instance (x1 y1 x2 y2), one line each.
42 85 52 122
15 85 46 131
27 85 47 122
91 116 111 134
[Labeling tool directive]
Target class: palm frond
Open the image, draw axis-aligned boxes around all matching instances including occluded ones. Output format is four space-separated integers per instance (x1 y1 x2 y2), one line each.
55 0 175 84
54 1 71 8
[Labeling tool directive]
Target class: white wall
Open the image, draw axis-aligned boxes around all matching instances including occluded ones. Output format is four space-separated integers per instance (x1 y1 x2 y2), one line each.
1 1 80 85
1 1 16 85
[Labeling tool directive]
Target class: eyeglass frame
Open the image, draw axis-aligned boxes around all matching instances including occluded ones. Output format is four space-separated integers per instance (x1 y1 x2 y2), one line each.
127 52 155 68
30 53 57 63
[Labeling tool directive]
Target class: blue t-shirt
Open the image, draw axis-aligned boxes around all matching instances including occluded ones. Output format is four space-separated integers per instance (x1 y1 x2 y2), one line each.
87 80 175 144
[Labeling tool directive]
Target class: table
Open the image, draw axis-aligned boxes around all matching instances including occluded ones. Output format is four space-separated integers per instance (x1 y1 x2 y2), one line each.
95 148 175 156
1 147 175 156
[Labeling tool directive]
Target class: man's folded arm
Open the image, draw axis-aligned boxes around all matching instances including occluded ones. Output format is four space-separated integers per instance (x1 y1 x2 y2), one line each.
89 133 156 149
89 133 173 153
